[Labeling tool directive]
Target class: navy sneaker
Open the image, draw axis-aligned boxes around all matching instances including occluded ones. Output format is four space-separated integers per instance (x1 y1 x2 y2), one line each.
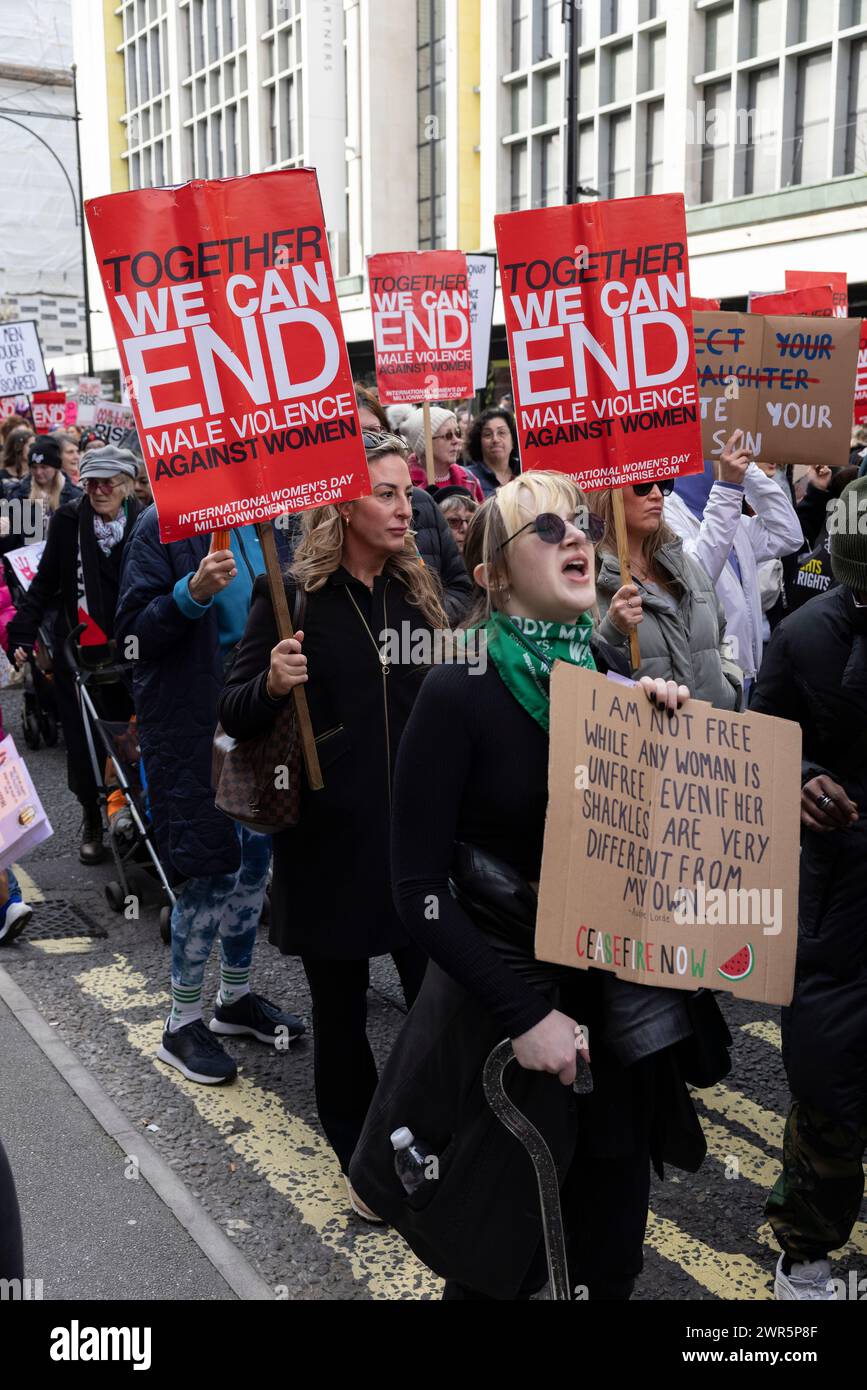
156 1017 238 1084
209 992 307 1047
0 900 33 946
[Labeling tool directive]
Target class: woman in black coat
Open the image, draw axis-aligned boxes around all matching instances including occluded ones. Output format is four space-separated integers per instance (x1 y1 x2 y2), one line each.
219 431 447 1215
6 447 141 864
350 471 728 1299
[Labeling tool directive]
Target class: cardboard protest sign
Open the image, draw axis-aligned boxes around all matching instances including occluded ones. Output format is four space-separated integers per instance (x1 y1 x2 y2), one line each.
750 285 835 318
90 400 137 448
785 270 847 319
855 323 867 425
6 542 46 592
85 170 369 543
493 194 704 489
31 391 66 432
368 250 474 404
0 734 53 871
76 376 102 425
694 310 861 467
535 666 801 1005
0 320 49 396
467 253 496 393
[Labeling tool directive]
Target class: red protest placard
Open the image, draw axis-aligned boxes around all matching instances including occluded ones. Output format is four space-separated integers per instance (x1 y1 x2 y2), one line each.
785 271 847 319
85 171 369 543
855 323 867 425
691 296 720 311
31 391 66 432
493 194 704 490
368 251 473 404
750 285 835 318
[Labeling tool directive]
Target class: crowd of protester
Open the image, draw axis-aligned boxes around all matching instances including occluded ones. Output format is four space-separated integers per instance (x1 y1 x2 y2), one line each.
0 393 864 1303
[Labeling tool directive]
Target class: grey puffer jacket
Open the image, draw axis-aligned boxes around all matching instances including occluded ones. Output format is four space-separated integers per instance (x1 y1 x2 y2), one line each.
596 539 743 711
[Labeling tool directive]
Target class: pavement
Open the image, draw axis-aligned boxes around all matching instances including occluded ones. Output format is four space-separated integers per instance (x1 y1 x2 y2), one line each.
0 683 864 1302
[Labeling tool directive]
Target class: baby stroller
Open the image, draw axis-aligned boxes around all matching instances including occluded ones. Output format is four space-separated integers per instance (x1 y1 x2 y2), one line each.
4 564 61 750
64 625 175 942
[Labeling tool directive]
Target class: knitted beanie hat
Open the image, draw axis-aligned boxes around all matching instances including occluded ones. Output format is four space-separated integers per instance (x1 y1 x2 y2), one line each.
401 406 458 460
829 476 867 593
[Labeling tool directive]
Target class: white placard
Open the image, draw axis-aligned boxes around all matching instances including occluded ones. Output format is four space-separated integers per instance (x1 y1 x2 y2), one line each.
0 320 49 397
467 253 496 393
6 542 46 592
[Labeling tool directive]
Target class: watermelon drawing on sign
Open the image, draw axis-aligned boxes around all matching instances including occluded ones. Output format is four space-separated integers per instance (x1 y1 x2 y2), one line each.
718 944 754 982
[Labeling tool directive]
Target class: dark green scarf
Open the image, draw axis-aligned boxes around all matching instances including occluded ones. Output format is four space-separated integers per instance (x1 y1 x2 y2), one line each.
482 611 596 730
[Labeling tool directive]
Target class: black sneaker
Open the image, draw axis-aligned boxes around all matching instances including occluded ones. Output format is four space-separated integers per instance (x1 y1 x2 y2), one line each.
209 992 307 1047
156 1017 238 1084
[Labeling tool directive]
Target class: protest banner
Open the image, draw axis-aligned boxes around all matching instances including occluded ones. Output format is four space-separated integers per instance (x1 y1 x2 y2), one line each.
31 391 67 432
6 542 46 592
493 194 704 491
855 323 867 426
785 270 848 319
0 320 49 397
535 665 801 1005
76 376 102 425
750 285 835 318
691 296 720 311
0 734 53 871
0 395 31 422
467 252 496 393
694 310 860 467
85 170 369 544
90 400 138 447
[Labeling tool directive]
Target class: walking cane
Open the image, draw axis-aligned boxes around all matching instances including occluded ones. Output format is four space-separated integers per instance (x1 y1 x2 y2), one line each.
482 1038 571 1302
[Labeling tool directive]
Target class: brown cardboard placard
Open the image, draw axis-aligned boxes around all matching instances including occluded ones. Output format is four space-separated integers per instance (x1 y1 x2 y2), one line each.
535 666 802 1006
694 310 860 468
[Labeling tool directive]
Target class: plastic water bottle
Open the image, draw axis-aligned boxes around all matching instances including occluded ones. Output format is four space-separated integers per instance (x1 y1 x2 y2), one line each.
391 1127 438 1206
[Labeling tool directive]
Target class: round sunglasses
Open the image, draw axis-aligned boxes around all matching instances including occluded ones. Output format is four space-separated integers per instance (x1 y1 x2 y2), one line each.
501 509 605 549
632 478 675 497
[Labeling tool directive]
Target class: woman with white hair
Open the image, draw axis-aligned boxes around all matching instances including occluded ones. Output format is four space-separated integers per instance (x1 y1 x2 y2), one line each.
402 406 484 501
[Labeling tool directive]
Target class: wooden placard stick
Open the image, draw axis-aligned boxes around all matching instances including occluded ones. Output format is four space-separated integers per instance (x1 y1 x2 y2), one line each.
422 399 436 486
611 487 641 674
255 522 323 791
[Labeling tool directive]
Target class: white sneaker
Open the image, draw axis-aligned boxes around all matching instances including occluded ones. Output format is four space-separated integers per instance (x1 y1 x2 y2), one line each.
774 1254 838 1300
0 901 33 945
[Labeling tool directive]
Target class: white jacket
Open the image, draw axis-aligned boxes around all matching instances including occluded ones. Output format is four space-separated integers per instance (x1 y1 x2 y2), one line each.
664 465 803 679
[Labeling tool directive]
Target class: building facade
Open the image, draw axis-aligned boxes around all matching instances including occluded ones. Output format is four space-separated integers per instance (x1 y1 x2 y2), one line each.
65 0 867 383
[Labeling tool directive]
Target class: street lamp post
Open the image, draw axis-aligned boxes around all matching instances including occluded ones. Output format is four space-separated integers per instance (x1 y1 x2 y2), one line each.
72 65 94 375
562 1 599 205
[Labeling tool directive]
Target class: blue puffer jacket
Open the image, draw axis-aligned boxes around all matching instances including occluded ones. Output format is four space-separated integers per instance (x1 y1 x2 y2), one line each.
115 508 288 881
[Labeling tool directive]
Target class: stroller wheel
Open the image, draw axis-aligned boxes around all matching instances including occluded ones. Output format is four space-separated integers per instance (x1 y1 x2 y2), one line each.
40 710 59 746
104 881 126 913
159 906 172 945
23 712 41 750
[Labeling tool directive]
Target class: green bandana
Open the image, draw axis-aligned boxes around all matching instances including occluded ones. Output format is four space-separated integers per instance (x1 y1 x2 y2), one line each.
482 611 596 731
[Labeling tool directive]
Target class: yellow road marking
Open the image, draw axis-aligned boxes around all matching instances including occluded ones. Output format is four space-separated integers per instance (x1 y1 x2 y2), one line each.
31 937 95 955
13 865 44 903
645 1211 773 1300
741 1020 781 1050
76 956 441 1300
696 1083 784 1149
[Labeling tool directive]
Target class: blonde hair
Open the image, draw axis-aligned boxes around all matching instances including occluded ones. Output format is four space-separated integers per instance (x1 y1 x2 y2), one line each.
462 470 586 627
588 487 676 573
30 469 65 514
290 432 448 628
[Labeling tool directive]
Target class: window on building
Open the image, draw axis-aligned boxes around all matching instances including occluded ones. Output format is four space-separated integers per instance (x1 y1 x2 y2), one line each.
511 0 530 71
844 0 867 26
794 0 828 44
744 66 778 193
704 4 733 73
605 110 632 198
748 0 781 59
536 130 561 206
537 0 563 60
192 0 205 71
640 28 665 91
790 50 830 184
605 41 633 105
418 0 446 248
534 68 560 126
578 55 596 112
601 0 620 39
578 120 595 191
643 99 664 193
511 140 528 210
845 37 867 172
700 79 731 202
510 79 528 133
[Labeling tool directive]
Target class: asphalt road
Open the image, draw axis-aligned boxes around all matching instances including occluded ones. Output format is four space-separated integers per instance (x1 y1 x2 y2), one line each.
0 684 863 1302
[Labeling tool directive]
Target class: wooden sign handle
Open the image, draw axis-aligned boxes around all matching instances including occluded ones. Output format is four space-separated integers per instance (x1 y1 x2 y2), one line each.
255 523 323 792
422 400 436 486
611 488 642 674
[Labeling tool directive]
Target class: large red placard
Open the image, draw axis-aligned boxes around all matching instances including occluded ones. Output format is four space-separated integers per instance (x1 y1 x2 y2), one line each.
85 171 369 543
493 194 704 491
784 270 848 319
368 250 474 404
750 285 835 318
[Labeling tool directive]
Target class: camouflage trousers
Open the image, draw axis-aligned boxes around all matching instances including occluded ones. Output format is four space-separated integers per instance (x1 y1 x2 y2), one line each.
766 1101 867 1262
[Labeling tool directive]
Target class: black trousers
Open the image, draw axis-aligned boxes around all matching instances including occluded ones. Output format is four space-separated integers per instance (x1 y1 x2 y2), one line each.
0 1136 23 1281
52 652 132 809
300 946 428 1173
